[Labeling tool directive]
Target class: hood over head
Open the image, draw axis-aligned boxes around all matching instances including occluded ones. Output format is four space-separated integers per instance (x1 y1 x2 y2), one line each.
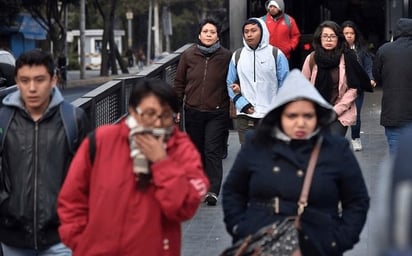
262 69 336 128
393 18 412 40
242 17 270 50
2 87 64 111
266 0 285 12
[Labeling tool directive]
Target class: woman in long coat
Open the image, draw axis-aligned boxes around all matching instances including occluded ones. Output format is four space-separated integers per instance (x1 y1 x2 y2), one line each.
222 70 369 256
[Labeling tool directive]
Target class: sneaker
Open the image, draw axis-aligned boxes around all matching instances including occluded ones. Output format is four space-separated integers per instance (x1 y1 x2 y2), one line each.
205 192 218 206
352 138 363 151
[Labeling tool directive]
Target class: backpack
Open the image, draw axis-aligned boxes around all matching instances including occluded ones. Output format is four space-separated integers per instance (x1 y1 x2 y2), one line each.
234 47 278 68
0 101 79 155
88 130 96 164
261 14 291 31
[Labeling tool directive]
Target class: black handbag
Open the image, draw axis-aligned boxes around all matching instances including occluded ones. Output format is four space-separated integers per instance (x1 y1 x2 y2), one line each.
220 137 323 256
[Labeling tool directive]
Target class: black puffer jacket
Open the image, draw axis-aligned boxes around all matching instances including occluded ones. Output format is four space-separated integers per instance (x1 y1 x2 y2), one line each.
373 18 412 127
0 88 90 249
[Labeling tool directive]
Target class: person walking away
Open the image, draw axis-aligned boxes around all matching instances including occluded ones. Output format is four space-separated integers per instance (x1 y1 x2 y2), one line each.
302 20 367 137
261 0 301 67
174 18 231 206
58 78 209 256
373 18 412 155
226 17 289 144
342 20 376 151
0 49 90 255
222 70 369 256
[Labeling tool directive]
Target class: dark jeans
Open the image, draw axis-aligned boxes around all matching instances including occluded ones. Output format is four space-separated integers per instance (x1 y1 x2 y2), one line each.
351 91 364 139
184 107 229 196
385 126 404 155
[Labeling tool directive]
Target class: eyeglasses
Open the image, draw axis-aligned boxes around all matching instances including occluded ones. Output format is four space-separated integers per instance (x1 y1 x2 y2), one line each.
321 34 338 41
136 107 176 125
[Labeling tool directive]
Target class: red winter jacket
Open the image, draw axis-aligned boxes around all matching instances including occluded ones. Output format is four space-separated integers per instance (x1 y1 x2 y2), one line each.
263 13 301 59
58 120 209 256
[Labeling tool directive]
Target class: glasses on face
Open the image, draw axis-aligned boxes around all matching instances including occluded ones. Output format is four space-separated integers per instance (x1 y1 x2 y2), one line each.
321 34 338 41
136 107 176 125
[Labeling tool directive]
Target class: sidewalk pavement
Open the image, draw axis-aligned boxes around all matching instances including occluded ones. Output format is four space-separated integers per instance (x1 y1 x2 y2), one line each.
66 65 143 88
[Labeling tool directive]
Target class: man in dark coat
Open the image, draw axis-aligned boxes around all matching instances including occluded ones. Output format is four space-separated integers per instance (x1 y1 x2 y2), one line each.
373 18 412 155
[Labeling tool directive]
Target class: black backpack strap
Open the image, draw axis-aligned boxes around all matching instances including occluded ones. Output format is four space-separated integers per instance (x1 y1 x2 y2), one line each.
0 106 15 154
88 130 96 165
234 48 242 68
59 102 78 154
273 47 278 63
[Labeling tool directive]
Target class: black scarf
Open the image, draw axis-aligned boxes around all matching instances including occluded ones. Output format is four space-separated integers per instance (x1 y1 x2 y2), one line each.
344 49 373 92
314 48 363 102
314 48 342 102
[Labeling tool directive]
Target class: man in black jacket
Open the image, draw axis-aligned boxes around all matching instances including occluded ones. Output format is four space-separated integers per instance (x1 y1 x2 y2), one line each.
373 18 412 155
0 49 90 255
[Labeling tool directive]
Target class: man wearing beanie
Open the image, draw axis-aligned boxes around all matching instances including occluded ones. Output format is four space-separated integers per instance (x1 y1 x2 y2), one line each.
261 0 301 63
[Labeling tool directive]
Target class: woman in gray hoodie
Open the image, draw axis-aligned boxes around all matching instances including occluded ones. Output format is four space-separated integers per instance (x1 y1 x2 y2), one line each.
222 70 369 256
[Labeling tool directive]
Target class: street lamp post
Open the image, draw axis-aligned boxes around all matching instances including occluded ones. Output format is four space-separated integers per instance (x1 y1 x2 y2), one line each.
126 10 134 48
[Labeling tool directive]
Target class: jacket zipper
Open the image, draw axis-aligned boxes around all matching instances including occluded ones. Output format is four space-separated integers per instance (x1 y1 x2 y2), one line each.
33 123 39 249
253 50 256 82
201 57 209 107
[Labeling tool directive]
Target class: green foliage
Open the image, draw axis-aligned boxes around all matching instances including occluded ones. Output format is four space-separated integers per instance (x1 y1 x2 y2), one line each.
68 54 80 69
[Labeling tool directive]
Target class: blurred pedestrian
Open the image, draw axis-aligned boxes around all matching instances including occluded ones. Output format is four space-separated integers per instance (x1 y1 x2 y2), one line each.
58 78 209 256
302 20 364 137
0 49 90 255
373 18 412 155
136 48 146 70
261 0 301 64
226 17 289 144
222 70 369 256
126 48 134 67
174 18 231 206
341 20 376 151
371 123 412 256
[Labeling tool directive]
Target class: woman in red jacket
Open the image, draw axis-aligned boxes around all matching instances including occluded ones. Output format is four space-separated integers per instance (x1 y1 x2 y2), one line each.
57 78 209 256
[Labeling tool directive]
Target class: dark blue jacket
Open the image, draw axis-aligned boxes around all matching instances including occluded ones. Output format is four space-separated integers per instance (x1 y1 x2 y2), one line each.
222 131 370 256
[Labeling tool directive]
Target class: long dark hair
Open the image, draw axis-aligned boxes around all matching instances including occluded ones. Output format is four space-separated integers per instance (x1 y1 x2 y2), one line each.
129 78 178 190
341 20 368 50
312 20 346 55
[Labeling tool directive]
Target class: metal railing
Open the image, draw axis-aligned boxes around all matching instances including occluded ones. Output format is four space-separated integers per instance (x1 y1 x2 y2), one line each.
72 43 192 128
0 43 192 128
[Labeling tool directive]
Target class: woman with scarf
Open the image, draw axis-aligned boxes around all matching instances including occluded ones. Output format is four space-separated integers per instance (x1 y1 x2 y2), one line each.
57 78 209 256
302 20 366 137
174 18 232 206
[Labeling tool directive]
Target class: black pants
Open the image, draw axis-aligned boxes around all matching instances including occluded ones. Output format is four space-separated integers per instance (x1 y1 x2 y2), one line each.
184 107 229 196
